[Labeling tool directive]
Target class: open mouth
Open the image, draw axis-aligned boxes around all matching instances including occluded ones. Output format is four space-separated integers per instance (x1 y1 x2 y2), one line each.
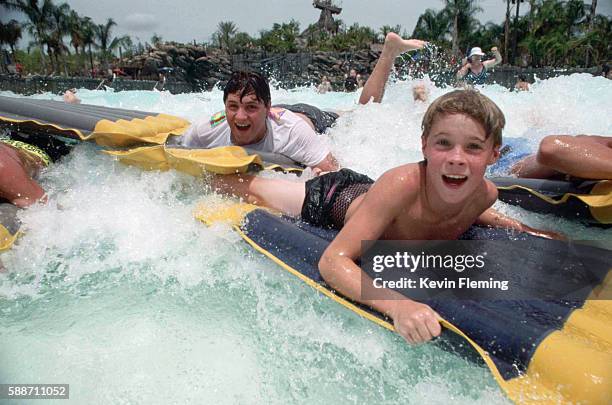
235 123 251 131
442 174 468 187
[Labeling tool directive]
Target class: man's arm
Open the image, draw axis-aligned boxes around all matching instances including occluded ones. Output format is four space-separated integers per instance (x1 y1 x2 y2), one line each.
319 169 441 344
483 47 502 69
0 146 46 208
287 118 339 171
312 152 339 173
476 207 565 240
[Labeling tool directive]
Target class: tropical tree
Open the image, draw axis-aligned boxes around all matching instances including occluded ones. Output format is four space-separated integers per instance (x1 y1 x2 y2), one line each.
442 0 483 55
379 24 402 42
150 33 162 47
214 21 237 53
112 35 132 59
47 2 70 74
258 20 300 53
67 9 84 55
5 0 56 73
412 8 450 44
584 0 597 65
95 18 116 70
81 16 96 76
233 32 254 53
0 19 22 55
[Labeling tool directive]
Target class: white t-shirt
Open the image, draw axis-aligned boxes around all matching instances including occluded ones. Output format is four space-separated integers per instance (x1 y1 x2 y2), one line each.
180 108 330 168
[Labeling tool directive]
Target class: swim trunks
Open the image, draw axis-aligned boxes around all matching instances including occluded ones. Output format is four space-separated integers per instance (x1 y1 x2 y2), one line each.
0 138 51 167
273 103 339 134
301 169 374 229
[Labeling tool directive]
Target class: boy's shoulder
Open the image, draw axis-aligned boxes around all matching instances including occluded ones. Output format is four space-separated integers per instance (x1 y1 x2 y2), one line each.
374 163 423 201
383 163 422 187
482 178 499 206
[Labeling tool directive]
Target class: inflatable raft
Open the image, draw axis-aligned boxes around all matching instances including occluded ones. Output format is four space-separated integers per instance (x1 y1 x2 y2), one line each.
492 177 612 226
0 203 20 252
0 95 303 174
195 203 612 405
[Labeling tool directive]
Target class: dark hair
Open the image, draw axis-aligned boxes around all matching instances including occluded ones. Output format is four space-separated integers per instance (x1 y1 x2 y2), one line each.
223 71 271 106
518 74 527 82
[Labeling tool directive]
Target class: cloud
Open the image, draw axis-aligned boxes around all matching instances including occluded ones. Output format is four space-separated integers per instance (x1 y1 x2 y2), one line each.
123 13 160 32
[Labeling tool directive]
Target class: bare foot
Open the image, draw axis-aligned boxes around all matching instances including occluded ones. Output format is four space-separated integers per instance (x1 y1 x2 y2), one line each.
382 32 427 58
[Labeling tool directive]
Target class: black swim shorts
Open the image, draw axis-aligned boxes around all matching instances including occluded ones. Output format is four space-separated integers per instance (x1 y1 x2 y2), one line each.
273 103 339 134
301 169 374 229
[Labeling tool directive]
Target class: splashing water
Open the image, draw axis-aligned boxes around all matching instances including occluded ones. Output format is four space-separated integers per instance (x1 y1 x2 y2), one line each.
1 73 611 404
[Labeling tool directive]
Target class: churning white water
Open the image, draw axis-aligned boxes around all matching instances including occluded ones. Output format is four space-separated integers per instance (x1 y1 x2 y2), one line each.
1 73 610 403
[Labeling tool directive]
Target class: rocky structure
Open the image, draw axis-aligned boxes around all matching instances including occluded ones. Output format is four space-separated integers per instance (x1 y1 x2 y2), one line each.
313 0 342 35
119 42 387 91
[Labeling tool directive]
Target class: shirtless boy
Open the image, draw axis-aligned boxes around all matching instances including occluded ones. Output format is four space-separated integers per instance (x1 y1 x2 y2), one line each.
212 89 559 344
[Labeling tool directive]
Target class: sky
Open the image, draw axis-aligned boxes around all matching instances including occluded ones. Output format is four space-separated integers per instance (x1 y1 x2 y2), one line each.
3 0 612 47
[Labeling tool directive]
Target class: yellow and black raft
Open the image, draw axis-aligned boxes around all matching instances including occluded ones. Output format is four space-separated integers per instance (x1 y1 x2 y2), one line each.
195 203 612 405
492 177 612 227
0 203 20 252
0 95 303 175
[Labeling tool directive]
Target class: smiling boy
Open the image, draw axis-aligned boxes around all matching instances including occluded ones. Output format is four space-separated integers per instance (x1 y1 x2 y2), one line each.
211 89 560 343
180 71 339 172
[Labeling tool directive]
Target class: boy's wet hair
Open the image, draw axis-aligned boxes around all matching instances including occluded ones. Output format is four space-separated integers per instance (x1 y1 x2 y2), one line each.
421 89 505 146
224 71 271 106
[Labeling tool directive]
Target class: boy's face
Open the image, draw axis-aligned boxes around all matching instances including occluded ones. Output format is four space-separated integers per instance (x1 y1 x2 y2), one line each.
225 91 270 146
421 113 499 205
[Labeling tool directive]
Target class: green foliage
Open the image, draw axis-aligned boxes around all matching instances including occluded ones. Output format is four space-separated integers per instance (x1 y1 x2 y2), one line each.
213 21 237 53
412 8 451 45
258 20 300 53
0 19 22 53
516 0 610 66
2 0 610 72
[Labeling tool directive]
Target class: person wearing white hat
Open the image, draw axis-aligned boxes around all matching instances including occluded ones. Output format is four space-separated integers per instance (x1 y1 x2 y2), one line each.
456 46 502 85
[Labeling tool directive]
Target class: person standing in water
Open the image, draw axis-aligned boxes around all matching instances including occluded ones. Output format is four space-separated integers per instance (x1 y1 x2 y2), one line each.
456 47 502 85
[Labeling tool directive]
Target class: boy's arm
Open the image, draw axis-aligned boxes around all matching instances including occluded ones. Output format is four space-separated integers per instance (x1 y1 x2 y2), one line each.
476 207 565 240
483 47 502 69
319 169 441 344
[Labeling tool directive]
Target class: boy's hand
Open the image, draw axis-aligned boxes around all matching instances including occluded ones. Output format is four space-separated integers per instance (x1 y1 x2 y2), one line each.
390 300 442 344
522 225 566 241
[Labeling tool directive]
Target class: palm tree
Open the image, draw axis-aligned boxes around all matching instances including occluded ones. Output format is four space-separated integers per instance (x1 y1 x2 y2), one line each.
67 10 83 55
585 0 598 65
81 16 96 76
443 0 483 55
412 8 450 44
5 0 55 73
95 18 116 70
48 2 70 75
214 21 237 53
111 35 132 60
379 24 402 42
150 33 162 47
0 19 22 55
502 0 511 63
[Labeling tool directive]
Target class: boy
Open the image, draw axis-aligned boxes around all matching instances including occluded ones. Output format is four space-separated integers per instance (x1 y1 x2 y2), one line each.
211 89 560 344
